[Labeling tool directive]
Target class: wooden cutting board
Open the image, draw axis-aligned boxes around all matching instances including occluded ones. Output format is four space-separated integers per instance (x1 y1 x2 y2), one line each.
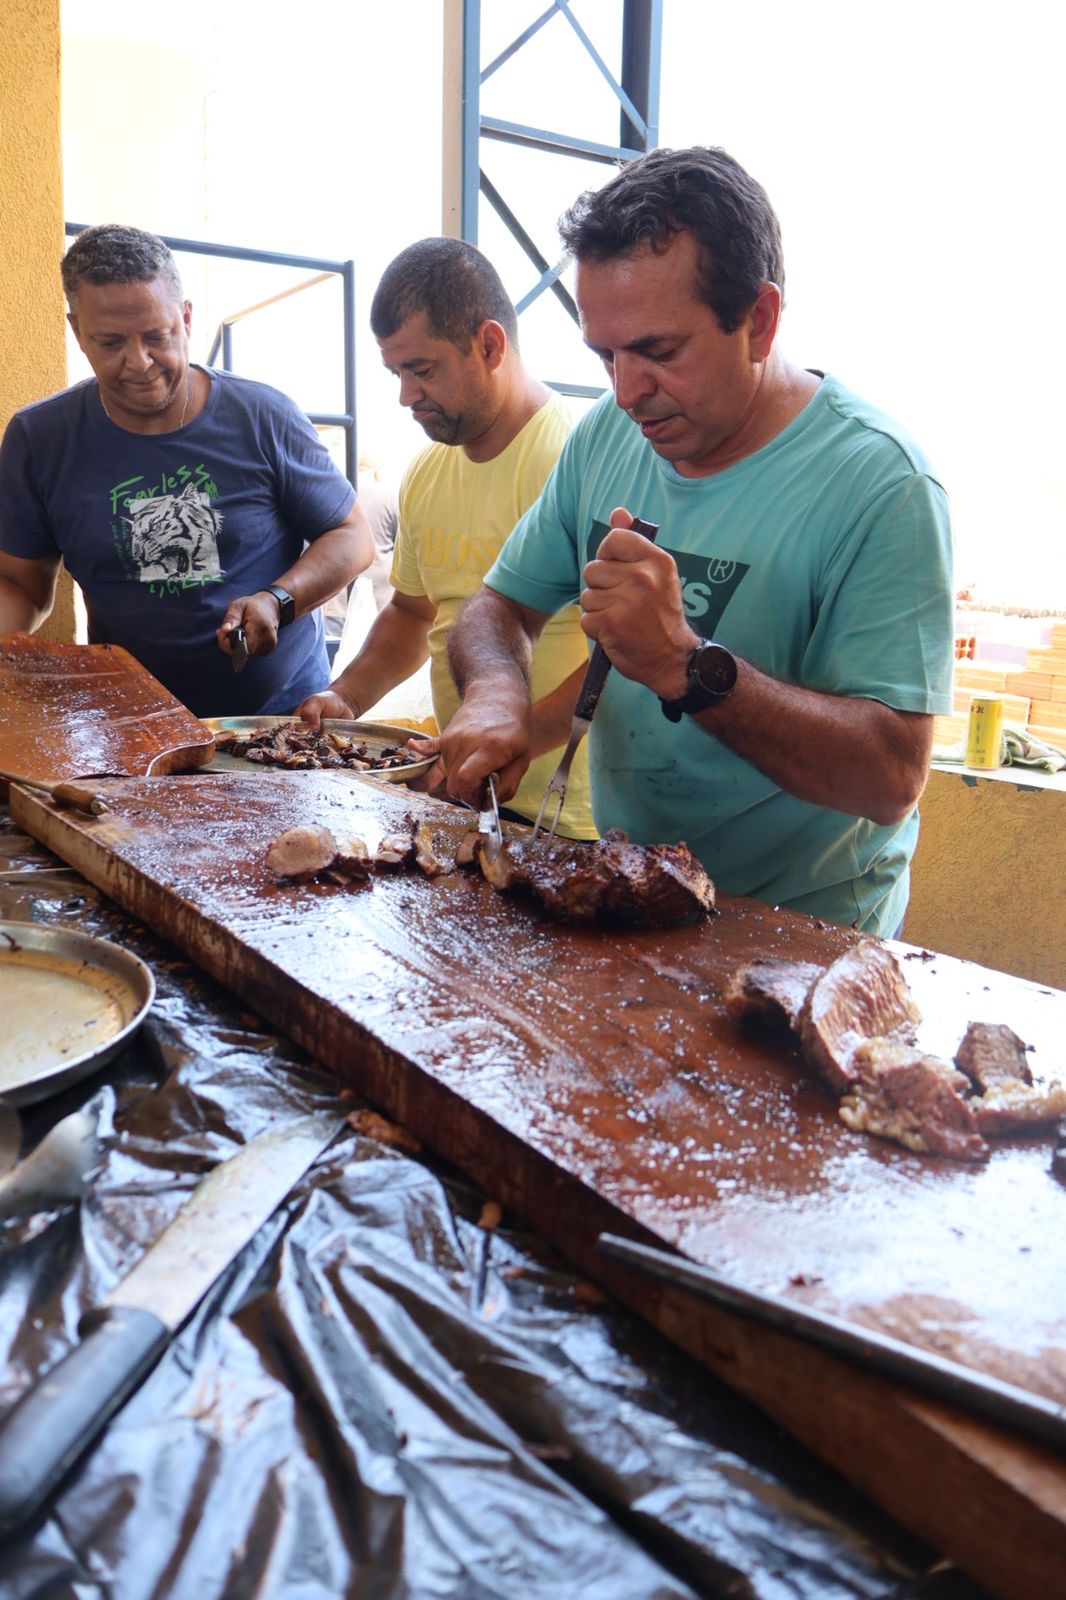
11 769 1066 1598
0 635 213 780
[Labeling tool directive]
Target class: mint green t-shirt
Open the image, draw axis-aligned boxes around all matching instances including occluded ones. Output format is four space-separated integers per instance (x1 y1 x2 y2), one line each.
486 376 954 935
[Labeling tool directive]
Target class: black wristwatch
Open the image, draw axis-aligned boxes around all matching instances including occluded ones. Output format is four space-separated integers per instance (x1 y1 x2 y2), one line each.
660 641 738 722
261 585 296 628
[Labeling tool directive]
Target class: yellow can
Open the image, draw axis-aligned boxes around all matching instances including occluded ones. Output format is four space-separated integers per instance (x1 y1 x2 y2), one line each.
965 694 1004 768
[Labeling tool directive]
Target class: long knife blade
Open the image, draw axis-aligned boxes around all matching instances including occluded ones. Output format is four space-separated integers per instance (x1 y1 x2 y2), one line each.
0 1108 343 1536
478 771 504 862
598 1233 1066 1456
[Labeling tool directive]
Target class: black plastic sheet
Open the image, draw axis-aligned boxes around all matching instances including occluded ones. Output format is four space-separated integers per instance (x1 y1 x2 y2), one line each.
0 812 989 1599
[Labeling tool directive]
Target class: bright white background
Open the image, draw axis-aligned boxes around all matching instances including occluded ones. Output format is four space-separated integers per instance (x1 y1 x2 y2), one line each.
60 0 1064 607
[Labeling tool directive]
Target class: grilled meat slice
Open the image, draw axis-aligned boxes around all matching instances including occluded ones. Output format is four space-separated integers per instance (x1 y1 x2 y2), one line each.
972 1079 1066 1136
799 942 922 1095
479 829 715 928
412 822 444 878
372 830 417 870
265 825 339 882
332 835 372 880
454 829 481 869
725 959 824 1034
954 1021 1033 1092
839 1038 989 1163
952 1020 1066 1135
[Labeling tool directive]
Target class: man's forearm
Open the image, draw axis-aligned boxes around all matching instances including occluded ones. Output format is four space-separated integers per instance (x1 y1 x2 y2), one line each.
0 575 52 634
448 585 537 701
685 657 933 825
329 604 431 718
273 507 375 618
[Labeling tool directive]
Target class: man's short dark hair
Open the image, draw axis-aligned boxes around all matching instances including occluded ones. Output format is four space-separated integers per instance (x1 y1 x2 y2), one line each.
61 224 184 309
370 238 518 349
559 146 784 334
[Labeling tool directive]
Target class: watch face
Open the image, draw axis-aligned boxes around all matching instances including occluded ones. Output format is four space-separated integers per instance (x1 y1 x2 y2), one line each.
693 643 737 696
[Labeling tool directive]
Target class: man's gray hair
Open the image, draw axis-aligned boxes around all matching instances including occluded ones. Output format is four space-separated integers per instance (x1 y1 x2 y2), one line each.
61 224 184 308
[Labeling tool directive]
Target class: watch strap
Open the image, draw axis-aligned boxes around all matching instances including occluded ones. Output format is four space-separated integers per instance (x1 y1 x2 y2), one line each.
660 642 737 722
261 585 295 627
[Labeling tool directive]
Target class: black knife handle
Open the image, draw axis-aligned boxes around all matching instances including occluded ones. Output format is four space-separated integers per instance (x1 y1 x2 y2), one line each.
575 517 660 723
0 1304 168 1539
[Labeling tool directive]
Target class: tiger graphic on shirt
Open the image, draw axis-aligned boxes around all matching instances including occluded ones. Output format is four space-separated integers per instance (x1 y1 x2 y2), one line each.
126 482 223 583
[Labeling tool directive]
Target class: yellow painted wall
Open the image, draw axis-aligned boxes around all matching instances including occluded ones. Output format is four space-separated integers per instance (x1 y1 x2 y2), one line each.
0 0 75 641
904 767 1066 990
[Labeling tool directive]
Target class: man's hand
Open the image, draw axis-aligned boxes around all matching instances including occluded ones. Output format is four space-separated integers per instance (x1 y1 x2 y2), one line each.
217 590 289 659
437 685 534 809
295 687 358 730
581 505 697 701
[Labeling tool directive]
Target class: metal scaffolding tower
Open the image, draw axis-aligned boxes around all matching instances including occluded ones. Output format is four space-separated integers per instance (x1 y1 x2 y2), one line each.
442 0 662 395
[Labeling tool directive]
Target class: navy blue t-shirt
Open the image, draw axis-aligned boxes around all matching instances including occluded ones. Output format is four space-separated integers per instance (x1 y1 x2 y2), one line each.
0 369 355 716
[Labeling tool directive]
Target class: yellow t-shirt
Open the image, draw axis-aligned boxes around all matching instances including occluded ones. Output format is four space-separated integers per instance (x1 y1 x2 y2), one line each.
391 393 596 839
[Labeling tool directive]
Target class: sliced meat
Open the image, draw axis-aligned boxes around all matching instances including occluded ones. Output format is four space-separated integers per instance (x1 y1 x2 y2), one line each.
221 720 419 774
478 829 715 928
332 835 371 880
372 832 417 870
972 1079 1066 1136
412 822 444 878
954 1021 1033 1092
799 942 922 1095
839 1038 989 1163
265 825 339 882
725 959 824 1033
454 829 481 869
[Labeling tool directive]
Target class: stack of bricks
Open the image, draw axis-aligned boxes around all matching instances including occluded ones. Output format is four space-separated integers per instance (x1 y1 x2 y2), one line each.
934 620 1066 754
1006 622 1066 745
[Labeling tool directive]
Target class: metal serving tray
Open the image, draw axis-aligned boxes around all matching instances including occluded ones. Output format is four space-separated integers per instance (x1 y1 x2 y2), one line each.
202 717 434 784
0 923 155 1106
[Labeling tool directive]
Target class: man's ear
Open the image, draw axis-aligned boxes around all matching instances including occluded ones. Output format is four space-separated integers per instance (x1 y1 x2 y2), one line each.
477 319 508 372
67 311 81 344
747 283 782 362
182 300 193 333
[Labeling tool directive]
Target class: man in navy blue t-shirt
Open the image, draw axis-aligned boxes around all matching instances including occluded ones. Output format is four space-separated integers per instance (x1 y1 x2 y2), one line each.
0 224 373 716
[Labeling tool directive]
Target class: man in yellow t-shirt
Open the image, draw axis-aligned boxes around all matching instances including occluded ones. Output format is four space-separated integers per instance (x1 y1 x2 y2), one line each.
297 238 595 839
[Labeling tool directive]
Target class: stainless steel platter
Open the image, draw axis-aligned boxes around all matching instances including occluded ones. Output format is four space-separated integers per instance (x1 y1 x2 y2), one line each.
202 717 434 784
0 922 155 1106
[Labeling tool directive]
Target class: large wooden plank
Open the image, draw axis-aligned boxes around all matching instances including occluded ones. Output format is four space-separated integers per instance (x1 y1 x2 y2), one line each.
0 635 213 779
12 769 1066 1598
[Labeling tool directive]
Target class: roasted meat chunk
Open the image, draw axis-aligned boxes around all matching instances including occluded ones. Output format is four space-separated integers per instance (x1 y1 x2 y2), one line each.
953 1021 1032 1092
798 942 921 1095
725 959 823 1033
265 825 340 882
479 829 715 928
839 1038 989 1163
218 720 417 773
972 1079 1066 1136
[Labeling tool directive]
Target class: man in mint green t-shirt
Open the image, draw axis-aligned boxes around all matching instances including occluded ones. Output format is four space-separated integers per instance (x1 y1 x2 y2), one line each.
440 147 953 937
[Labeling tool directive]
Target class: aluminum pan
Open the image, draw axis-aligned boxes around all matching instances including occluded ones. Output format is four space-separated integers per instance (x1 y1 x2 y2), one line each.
202 717 434 784
0 921 155 1107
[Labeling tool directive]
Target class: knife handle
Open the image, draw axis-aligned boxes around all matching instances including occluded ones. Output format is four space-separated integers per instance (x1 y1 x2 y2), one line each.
576 517 660 723
0 1304 168 1537
50 782 109 816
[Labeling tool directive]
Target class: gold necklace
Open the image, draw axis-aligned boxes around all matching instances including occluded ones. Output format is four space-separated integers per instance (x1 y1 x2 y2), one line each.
99 371 192 429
